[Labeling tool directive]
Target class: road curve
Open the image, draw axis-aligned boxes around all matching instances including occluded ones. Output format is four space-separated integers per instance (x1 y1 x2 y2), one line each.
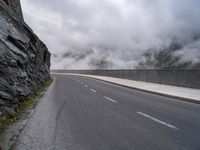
15 74 200 150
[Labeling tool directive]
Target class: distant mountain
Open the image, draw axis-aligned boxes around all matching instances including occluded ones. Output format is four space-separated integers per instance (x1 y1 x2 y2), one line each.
137 40 200 70
58 38 200 70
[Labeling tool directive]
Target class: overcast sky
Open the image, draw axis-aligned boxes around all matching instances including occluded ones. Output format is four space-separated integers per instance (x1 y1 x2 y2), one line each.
21 0 200 69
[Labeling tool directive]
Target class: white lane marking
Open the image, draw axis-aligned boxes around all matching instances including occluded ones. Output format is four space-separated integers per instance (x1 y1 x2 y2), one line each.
103 96 117 103
91 89 97 93
84 85 88 88
137 112 179 130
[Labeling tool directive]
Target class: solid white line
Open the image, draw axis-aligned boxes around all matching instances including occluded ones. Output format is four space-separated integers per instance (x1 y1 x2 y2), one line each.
91 89 97 93
103 96 117 103
137 112 179 130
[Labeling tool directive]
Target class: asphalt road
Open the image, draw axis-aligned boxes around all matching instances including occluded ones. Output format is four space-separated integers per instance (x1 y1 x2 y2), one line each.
15 74 200 150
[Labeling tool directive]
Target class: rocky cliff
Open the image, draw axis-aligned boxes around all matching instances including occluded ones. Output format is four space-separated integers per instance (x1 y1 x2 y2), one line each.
0 0 51 115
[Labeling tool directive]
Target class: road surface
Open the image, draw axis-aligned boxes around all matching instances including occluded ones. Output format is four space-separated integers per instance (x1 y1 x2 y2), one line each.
15 74 200 150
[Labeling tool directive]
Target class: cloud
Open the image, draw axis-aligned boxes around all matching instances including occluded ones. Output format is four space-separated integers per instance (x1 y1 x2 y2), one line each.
21 0 200 69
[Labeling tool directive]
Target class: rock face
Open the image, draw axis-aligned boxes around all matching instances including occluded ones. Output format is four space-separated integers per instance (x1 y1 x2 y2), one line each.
0 0 51 115
137 41 200 70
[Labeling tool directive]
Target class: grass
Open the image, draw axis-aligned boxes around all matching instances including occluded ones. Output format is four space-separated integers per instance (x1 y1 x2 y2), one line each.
0 76 53 149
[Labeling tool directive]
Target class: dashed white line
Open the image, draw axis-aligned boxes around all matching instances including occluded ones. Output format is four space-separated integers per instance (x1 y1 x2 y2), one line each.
84 85 88 88
137 112 179 130
91 89 97 93
103 96 117 103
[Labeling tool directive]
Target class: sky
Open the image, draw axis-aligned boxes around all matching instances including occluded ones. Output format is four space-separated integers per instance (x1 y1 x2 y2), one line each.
20 0 200 69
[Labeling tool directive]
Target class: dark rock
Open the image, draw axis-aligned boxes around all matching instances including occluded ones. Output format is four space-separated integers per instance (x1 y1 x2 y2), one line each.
0 0 51 115
137 41 199 70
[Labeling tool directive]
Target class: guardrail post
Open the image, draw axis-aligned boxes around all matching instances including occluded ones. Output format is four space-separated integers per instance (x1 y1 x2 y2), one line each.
146 70 149 82
176 71 179 86
136 70 139 81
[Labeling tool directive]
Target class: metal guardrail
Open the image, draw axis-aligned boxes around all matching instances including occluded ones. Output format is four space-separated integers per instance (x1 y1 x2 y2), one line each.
51 70 200 89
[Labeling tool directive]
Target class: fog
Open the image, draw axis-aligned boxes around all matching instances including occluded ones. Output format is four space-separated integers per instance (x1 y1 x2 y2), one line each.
21 0 200 69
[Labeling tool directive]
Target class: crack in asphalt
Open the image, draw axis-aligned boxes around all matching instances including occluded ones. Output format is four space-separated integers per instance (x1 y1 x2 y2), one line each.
53 101 68 150
6 94 47 149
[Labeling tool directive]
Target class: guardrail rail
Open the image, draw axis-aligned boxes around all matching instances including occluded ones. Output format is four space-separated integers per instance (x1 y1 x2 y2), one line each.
51 70 200 89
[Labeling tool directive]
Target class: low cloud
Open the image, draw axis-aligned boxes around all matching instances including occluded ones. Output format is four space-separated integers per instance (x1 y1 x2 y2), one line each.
21 0 200 69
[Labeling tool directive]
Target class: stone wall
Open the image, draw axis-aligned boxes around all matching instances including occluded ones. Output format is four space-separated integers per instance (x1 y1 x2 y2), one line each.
0 0 51 115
